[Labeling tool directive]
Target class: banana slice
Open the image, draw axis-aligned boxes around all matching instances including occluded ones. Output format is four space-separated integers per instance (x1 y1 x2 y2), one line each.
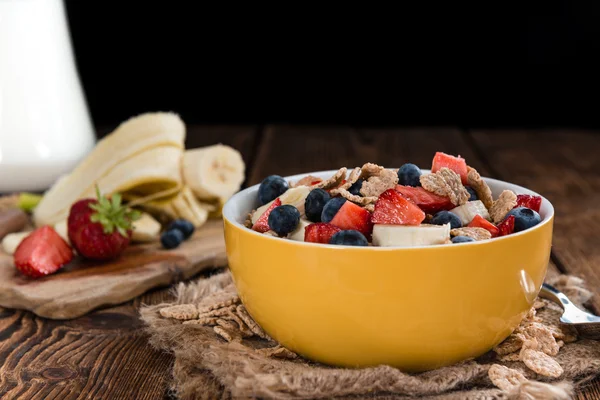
54 220 70 244
181 186 209 228
372 223 450 247
450 200 490 225
131 212 162 242
183 144 245 202
251 186 311 224
288 219 312 242
34 112 186 227
2 231 31 255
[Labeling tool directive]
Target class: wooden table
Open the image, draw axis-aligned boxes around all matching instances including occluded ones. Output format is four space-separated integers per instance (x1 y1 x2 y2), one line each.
1 126 599 399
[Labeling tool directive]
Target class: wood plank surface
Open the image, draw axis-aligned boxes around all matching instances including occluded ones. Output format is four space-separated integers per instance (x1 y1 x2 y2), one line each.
0 126 258 400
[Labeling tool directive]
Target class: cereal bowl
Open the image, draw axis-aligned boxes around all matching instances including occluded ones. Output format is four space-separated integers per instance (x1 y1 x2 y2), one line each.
222 170 554 371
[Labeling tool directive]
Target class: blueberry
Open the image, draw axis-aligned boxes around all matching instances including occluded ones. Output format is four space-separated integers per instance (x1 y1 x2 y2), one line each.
465 186 478 201
305 188 331 222
397 163 422 187
258 175 289 205
451 235 475 244
329 230 369 246
506 206 542 232
161 229 185 249
321 197 347 223
431 211 462 229
167 219 195 239
348 179 364 196
268 205 300 235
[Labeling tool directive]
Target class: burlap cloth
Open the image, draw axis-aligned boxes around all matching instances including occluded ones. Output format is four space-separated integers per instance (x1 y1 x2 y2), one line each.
140 271 600 400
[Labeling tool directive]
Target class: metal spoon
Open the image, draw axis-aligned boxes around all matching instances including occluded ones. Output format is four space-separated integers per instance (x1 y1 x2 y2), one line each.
539 283 600 340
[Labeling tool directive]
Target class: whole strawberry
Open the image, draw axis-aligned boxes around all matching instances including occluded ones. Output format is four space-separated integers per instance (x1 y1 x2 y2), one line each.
68 186 141 261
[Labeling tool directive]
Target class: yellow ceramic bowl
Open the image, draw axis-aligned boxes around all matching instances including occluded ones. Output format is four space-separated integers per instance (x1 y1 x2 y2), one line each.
222 170 554 371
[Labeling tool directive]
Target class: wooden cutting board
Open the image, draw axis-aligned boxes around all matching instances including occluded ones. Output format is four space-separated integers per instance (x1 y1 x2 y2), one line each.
0 219 227 319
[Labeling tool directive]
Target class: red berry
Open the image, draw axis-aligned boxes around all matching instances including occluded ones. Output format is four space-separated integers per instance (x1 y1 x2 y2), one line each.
395 185 453 213
68 187 140 261
304 223 342 244
252 198 281 233
371 189 425 225
468 214 499 237
330 201 373 237
431 152 468 184
497 215 516 236
515 194 542 213
14 226 73 278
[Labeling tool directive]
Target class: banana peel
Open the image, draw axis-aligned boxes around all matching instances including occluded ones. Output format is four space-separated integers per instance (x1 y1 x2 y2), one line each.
33 112 185 226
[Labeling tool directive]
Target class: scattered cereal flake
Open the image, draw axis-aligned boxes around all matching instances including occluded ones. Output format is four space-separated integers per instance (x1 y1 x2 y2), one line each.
524 307 537 322
364 203 375 212
520 349 563 378
198 305 237 319
499 352 522 362
292 175 322 187
197 291 240 314
493 334 524 356
333 187 378 206
256 345 298 359
215 318 240 332
490 190 518 223
183 317 219 325
533 300 546 310
225 310 253 337
467 166 494 209
450 227 492 241
236 304 270 340
313 168 347 190
213 325 242 342
488 364 528 392
159 304 198 320
360 168 399 198
520 336 540 353
420 168 469 206
522 322 560 356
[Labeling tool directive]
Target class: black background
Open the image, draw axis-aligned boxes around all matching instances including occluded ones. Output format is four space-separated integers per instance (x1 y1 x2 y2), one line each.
64 3 600 129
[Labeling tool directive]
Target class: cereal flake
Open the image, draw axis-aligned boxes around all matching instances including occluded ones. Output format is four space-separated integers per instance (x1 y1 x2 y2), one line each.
467 167 494 209
520 349 564 378
329 167 361 193
360 168 399 198
333 187 378 206
313 168 347 190
450 227 492 241
236 305 270 340
213 325 242 342
197 291 240 314
159 304 198 320
522 322 560 356
490 190 518 223
358 163 385 179
292 175 322 187
493 334 524 356
499 352 522 362
488 364 528 392
420 168 469 206
364 203 375 212
256 345 298 359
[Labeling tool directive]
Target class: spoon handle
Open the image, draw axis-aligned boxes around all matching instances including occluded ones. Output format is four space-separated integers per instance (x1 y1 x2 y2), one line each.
540 283 600 324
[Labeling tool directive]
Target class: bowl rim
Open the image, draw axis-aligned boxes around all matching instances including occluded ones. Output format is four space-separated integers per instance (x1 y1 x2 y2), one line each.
222 169 555 251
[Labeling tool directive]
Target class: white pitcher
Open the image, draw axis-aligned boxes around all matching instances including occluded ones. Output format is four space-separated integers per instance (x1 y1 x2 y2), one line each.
0 0 95 192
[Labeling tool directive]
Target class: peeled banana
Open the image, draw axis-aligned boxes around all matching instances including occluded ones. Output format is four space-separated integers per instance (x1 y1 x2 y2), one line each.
2 231 31 255
131 212 162 242
183 144 245 202
372 224 450 247
34 112 186 227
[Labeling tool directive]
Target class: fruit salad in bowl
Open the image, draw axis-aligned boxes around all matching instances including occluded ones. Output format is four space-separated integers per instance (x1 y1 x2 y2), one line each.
222 152 554 371
244 152 544 248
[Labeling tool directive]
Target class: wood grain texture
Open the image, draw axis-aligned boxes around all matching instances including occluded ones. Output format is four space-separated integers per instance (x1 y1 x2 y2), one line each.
0 126 258 399
0 220 226 319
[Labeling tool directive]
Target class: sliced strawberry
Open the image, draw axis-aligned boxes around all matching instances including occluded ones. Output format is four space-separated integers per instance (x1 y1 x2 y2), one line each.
468 214 500 237
330 201 373 237
431 152 468 184
515 194 542 213
497 215 516 236
252 198 281 233
304 223 342 244
394 185 453 213
14 226 73 279
371 189 425 225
